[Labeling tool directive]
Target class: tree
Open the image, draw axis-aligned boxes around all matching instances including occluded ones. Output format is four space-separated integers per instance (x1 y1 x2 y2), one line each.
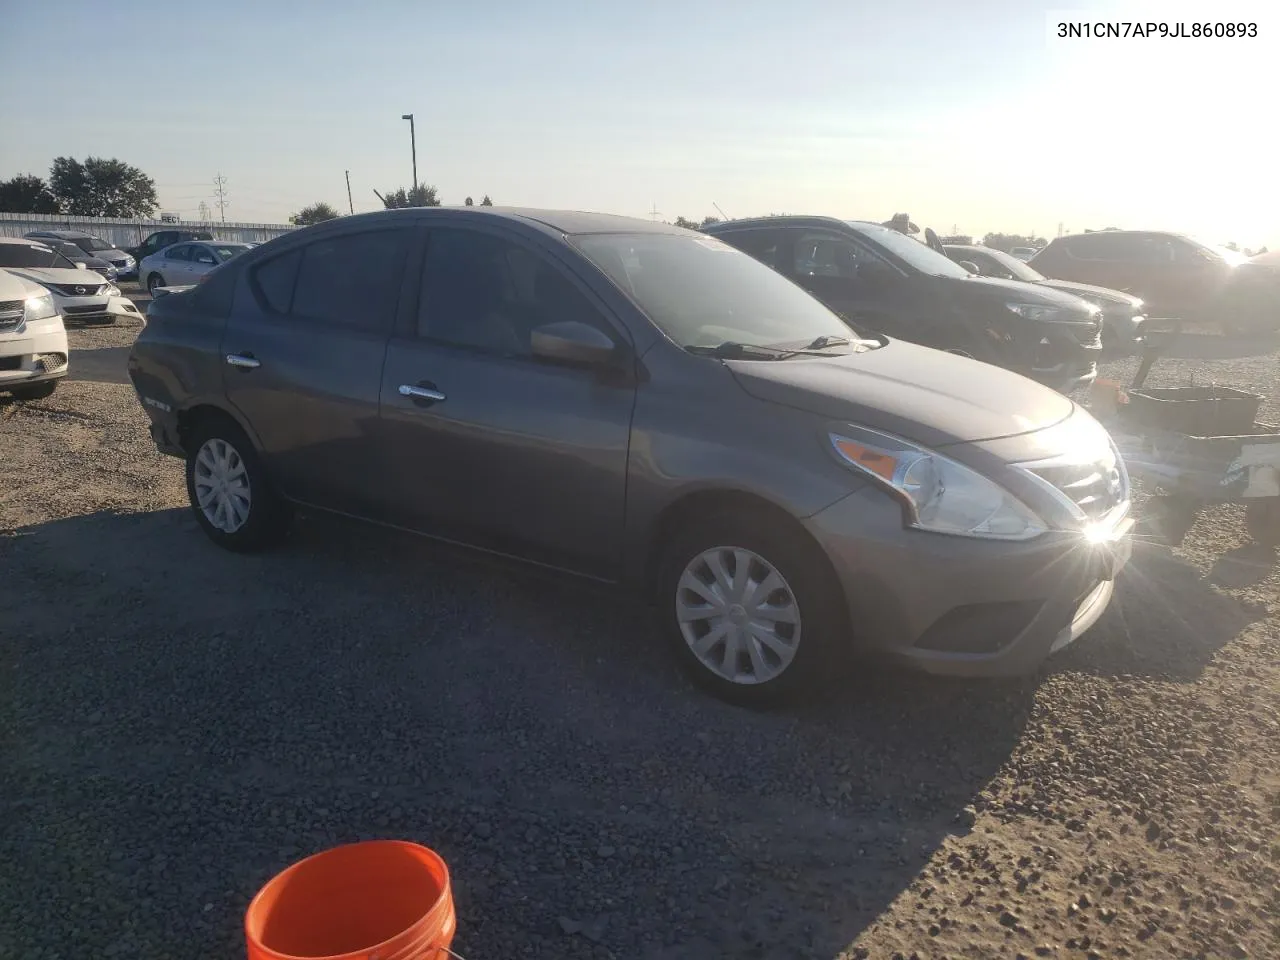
379 184 440 209
0 174 59 214
700 216 721 228
982 232 1047 253
672 216 700 230
464 196 474 206
480 195 493 206
289 202 340 226
49 156 157 217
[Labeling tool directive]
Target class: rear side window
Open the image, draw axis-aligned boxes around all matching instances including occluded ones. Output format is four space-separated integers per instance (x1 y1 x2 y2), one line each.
188 264 239 317
251 248 302 314
290 230 407 330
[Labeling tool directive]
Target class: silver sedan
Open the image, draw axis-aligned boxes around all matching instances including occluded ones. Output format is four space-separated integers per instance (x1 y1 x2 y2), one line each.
139 241 253 294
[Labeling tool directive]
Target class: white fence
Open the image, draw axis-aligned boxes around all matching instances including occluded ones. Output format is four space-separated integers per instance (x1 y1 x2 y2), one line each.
0 212 295 248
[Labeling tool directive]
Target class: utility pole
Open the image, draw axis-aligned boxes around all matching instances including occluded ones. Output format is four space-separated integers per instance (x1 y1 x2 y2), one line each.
649 203 661 221
401 114 418 191
712 202 730 221
197 201 211 222
213 173 229 223
345 170 354 215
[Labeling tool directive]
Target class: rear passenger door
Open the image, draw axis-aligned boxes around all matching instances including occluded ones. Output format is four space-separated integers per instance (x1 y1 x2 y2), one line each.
161 244 193 284
221 225 418 513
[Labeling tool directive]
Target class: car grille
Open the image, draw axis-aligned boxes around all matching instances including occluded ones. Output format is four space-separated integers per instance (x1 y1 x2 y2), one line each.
53 284 107 297
63 304 108 314
0 356 21 371
0 299 23 331
1026 451 1129 523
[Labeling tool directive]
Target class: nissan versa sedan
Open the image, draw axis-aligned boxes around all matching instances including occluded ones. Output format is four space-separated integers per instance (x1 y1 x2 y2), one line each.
703 218 1103 393
128 208 1133 706
139 241 253 293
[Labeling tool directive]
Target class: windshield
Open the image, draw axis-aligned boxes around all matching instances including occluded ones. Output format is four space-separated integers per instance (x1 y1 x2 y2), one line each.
53 242 86 260
965 247 1044 282
1189 238 1249 266
212 243 251 262
78 236 115 252
0 243 65 268
846 222 972 279
573 232 854 351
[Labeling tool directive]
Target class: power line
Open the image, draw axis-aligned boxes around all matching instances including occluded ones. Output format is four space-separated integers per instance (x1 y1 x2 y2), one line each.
213 173 230 223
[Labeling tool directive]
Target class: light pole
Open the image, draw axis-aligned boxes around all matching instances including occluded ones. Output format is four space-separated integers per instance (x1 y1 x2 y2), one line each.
401 113 417 192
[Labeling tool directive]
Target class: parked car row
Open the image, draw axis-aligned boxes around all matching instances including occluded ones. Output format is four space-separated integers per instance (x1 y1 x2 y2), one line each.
24 229 137 280
128 207 1134 706
0 267 69 401
0 239 143 326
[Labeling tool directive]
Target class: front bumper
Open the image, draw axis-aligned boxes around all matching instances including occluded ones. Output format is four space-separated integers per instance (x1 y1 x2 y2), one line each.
805 487 1133 676
57 294 141 325
1026 322 1102 393
0 322 70 389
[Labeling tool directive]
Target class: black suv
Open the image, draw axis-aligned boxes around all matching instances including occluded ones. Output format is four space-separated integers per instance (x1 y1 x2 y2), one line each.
129 229 215 264
704 217 1103 392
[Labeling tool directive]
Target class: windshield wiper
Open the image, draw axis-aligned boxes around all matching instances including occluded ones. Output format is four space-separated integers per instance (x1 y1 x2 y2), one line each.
685 341 797 360
804 335 851 349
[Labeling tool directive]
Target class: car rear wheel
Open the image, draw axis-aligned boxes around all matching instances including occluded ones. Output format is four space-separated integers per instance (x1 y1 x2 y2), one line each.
185 418 291 552
656 509 848 706
147 273 164 295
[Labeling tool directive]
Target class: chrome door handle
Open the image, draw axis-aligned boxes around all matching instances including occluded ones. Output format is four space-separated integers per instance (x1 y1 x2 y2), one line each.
225 354 260 369
399 384 446 401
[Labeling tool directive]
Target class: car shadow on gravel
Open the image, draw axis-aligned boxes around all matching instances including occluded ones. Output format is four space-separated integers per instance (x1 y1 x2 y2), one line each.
66 344 133 386
1046 540 1265 681
0 507 1069 959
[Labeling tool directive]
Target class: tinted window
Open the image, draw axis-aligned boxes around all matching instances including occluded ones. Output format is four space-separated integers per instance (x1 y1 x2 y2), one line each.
845 222 970 278
0 243 60 268
252 248 302 314
418 228 610 356
1065 234 1140 260
290 230 406 330
166 245 191 262
574 232 851 350
188 263 239 317
721 229 787 271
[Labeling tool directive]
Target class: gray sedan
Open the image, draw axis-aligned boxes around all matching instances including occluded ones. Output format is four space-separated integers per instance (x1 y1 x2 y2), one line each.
139 241 253 293
128 208 1133 705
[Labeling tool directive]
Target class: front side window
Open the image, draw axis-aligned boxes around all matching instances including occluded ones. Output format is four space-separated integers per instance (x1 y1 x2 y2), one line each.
844 223 970 279
166 245 191 262
418 228 610 356
290 229 407 330
79 236 113 252
212 244 250 263
573 232 852 350
192 246 218 265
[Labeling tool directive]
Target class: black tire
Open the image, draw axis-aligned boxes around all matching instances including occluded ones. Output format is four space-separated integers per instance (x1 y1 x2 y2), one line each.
147 273 164 295
655 508 849 707
10 380 57 401
1244 500 1280 549
184 416 291 552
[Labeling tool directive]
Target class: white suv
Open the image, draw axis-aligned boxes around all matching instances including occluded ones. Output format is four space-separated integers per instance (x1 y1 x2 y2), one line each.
0 268 69 400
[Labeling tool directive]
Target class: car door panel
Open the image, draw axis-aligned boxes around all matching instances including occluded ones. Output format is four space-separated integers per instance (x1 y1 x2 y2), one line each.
375 224 635 577
221 226 418 514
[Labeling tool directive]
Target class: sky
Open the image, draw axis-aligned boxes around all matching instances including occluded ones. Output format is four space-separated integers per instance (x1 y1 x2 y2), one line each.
2 0 1277 249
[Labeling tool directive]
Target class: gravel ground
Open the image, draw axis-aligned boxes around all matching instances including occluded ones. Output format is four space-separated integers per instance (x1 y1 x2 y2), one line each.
2 302 1278 960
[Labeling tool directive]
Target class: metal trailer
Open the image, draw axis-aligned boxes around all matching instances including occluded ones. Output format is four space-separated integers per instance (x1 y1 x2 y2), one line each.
1093 322 1280 552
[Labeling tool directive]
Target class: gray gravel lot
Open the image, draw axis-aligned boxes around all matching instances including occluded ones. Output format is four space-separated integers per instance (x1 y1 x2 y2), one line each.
2 299 1278 959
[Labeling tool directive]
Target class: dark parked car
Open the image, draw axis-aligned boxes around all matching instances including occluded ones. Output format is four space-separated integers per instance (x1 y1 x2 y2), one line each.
128 229 215 265
25 230 136 279
40 239 119 281
703 218 1103 393
128 208 1132 705
1029 231 1280 332
944 244 1146 345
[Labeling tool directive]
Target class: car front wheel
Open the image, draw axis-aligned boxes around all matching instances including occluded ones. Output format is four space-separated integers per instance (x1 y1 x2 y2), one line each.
185 418 291 551
147 273 165 295
657 508 848 706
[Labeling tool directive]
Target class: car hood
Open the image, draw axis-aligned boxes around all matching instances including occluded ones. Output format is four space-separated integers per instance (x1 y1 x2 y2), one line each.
728 339 1074 448
956 274 1094 309
1037 278 1143 309
7 266 108 286
0 268 49 301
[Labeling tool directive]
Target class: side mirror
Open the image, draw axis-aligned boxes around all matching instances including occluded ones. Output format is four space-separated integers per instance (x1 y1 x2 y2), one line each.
74 262 87 270
958 261 980 275
530 321 617 365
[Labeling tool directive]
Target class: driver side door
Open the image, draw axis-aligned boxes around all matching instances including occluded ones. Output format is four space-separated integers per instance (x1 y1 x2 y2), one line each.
375 223 637 578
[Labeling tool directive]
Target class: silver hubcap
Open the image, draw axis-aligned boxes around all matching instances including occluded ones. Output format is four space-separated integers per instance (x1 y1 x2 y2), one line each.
676 546 801 685
193 438 251 533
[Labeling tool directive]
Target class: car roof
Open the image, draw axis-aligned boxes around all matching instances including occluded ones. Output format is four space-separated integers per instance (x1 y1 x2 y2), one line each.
702 215 848 233
0 236 52 247
1056 230 1190 242
307 206 686 237
27 229 95 239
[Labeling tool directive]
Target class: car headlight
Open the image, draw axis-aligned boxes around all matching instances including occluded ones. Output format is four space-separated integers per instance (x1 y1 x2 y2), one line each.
1007 301 1095 324
829 426 1046 541
24 294 58 322
105 283 121 296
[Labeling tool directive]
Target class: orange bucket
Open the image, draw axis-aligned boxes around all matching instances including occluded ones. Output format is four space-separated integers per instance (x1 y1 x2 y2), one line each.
244 840 456 960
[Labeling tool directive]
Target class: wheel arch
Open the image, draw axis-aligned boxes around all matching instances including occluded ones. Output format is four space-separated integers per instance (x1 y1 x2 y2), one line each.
175 401 263 455
640 487 845 606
